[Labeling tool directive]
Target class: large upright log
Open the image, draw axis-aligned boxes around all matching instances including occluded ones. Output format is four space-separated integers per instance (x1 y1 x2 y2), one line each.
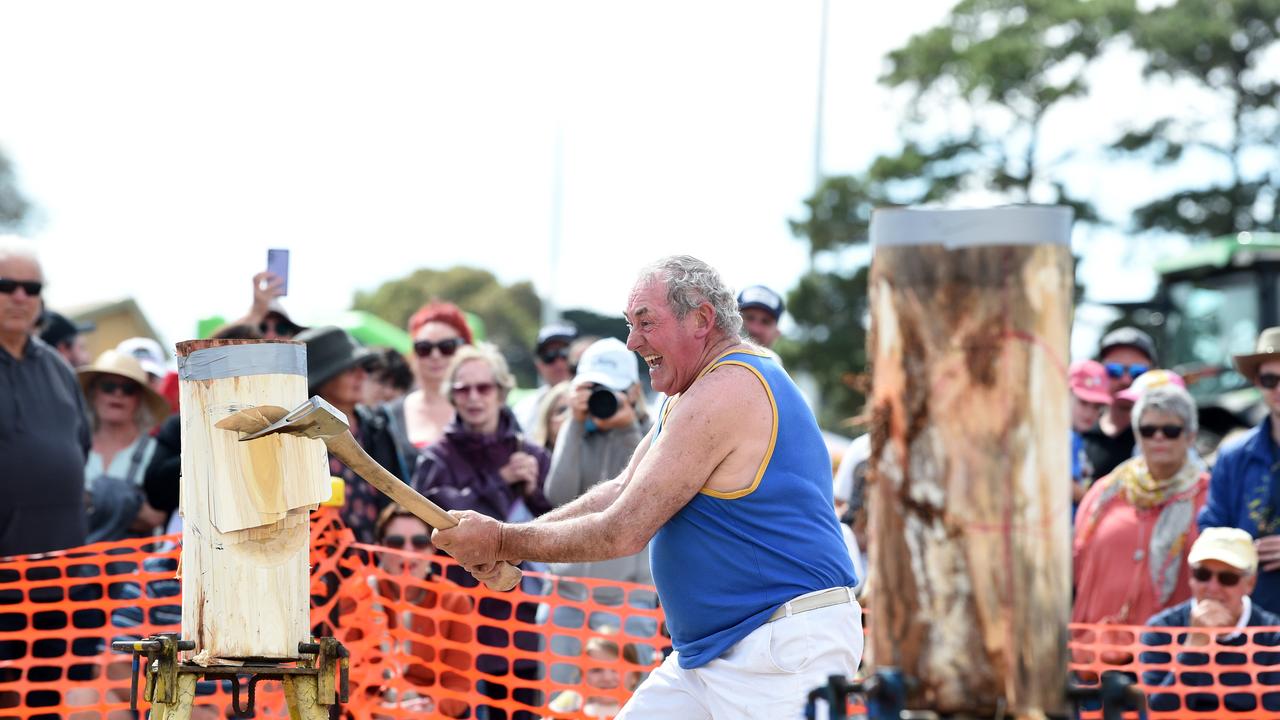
176 339 330 663
867 206 1073 717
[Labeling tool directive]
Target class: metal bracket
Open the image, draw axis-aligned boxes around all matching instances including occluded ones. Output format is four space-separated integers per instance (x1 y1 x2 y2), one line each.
111 634 349 716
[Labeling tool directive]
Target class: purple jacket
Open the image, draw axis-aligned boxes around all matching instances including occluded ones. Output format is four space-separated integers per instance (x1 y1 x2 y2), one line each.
411 407 553 521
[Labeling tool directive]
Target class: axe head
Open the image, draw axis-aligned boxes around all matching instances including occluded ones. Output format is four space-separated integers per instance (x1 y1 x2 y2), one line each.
236 395 349 442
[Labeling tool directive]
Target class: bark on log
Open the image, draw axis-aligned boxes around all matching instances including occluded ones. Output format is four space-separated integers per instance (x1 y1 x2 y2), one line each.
866 207 1073 718
176 339 329 663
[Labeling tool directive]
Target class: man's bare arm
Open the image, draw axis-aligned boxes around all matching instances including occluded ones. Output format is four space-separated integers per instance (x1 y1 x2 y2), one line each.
531 424 656 524
495 368 754 564
532 476 624 524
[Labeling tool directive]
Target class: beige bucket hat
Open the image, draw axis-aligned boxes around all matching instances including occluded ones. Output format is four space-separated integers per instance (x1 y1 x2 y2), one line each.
77 349 172 422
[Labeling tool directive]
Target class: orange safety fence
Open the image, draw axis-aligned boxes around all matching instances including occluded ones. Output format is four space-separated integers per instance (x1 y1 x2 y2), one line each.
7 512 1279 719
0 510 668 720
1069 623 1280 719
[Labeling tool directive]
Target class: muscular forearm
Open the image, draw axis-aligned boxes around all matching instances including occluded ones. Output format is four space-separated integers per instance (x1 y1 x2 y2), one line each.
501 506 639 564
533 476 623 524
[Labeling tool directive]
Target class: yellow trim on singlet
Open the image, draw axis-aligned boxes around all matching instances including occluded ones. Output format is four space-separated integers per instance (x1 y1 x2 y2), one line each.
696 357 779 500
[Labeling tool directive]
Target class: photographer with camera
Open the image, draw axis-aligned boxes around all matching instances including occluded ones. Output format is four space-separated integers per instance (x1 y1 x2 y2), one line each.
545 337 652 584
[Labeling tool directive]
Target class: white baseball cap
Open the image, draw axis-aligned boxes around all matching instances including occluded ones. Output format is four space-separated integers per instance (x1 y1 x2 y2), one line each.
116 337 167 378
574 337 639 392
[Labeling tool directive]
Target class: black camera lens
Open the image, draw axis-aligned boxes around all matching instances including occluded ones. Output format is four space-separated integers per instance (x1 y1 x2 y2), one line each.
587 386 619 419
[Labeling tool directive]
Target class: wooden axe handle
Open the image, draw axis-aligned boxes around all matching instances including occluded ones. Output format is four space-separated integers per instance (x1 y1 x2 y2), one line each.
325 432 522 592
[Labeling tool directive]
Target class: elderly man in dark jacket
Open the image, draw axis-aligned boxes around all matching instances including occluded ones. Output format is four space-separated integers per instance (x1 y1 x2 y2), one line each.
1141 527 1280 713
1199 326 1280 615
0 239 91 557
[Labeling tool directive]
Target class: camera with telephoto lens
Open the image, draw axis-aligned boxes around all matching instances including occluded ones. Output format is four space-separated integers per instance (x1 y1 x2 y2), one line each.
587 385 620 419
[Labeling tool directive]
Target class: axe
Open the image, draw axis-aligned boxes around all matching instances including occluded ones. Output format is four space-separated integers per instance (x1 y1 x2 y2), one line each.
216 395 522 592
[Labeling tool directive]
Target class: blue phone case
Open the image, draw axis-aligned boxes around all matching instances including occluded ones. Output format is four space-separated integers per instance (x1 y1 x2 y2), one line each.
267 249 289 296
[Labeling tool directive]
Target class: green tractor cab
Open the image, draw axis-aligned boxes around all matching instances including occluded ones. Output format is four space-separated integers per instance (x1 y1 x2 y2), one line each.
1115 232 1280 453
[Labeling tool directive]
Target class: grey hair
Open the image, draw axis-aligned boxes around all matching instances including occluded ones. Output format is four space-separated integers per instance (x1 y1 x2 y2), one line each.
441 342 516 402
636 255 743 338
1132 384 1198 436
0 235 41 273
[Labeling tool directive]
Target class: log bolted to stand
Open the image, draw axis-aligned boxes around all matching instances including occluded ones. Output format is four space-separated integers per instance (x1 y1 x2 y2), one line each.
176 339 330 663
865 206 1073 718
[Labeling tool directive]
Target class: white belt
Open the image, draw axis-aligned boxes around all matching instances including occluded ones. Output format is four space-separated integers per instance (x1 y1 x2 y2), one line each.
766 586 856 623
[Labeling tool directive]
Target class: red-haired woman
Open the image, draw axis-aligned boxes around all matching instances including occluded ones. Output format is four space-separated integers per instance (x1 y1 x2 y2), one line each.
386 301 474 453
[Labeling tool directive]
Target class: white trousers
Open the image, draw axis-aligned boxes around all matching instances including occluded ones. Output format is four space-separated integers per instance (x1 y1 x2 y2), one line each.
617 591 863 719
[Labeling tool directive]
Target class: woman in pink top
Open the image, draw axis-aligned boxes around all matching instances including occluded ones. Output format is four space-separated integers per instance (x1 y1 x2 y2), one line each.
1073 378 1209 626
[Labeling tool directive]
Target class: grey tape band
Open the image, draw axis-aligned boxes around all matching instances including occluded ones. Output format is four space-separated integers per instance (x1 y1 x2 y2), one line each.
178 344 306 381
870 206 1073 249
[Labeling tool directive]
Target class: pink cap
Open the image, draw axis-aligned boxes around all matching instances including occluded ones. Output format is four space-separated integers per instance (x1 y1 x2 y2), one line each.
1069 360 1112 405
1116 368 1185 403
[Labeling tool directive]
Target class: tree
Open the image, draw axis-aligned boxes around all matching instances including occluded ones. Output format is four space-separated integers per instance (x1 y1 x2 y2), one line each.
560 308 628 345
352 267 543 386
1114 0 1280 236
784 1 1136 427
870 0 1133 221
0 148 31 230
777 258 871 431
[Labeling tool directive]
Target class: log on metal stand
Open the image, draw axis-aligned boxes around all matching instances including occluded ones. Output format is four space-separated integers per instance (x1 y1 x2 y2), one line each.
176 339 330 664
866 207 1074 718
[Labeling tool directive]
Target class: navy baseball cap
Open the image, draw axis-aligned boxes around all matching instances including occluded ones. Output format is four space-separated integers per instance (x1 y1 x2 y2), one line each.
39 311 95 348
536 322 578 352
737 285 784 320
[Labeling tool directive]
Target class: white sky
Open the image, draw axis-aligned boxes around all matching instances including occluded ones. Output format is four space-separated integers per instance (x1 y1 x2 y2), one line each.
0 1 1263 359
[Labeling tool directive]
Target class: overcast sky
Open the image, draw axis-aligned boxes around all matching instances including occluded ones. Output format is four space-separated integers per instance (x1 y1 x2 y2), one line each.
0 1 1250 358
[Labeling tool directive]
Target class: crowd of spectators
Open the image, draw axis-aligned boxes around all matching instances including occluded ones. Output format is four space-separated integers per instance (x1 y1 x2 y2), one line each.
18 226 1280 712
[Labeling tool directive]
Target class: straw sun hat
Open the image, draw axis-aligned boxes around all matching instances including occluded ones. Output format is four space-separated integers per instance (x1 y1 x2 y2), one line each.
77 349 171 422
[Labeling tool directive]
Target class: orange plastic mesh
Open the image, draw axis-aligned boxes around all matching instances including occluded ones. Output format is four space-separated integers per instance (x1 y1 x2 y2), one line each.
14 512 1272 719
0 510 667 720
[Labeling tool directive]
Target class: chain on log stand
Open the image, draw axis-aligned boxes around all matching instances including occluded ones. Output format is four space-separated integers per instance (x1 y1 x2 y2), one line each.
111 635 348 720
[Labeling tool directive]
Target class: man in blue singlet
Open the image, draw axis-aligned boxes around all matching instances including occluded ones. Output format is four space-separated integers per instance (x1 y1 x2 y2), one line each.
433 255 861 719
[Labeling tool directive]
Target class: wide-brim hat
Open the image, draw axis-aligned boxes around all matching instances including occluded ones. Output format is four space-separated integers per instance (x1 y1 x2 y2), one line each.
295 325 374 395
77 349 172 422
1233 326 1280 382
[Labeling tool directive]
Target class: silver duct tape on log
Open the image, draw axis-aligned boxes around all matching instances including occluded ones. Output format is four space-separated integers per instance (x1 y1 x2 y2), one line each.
870 206 1073 248
178 343 306 381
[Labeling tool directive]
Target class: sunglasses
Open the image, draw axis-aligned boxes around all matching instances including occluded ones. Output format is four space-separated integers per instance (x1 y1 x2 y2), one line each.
0 278 42 296
451 382 497 399
538 347 570 364
414 338 463 358
98 379 142 396
1258 373 1280 390
1191 566 1243 587
382 534 432 550
1138 424 1184 440
1105 363 1149 379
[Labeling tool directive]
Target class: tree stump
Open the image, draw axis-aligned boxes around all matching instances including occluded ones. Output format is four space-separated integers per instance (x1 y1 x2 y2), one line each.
176 339 330 663
866 206 1073 717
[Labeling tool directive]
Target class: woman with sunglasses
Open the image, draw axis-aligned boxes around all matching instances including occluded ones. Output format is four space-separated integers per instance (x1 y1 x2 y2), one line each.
363 504 473 718
410 343 552 720
77 350 173 542
1073 382 1210 627
411 343 553 522
386 302 474 455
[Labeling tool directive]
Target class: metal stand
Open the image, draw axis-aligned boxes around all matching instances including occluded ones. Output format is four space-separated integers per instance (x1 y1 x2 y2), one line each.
806 668 1147 720
111 634 349 720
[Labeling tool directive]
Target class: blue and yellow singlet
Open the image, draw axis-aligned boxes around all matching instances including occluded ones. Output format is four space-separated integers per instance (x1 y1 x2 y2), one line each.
649 348 857 669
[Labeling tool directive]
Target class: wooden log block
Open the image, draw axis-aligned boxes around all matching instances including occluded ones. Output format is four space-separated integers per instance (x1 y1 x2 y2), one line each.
866 207 1073 717
176 339 330 663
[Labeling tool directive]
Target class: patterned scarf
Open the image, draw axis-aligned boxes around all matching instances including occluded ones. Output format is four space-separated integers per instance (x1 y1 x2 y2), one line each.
1082 454 1204 606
